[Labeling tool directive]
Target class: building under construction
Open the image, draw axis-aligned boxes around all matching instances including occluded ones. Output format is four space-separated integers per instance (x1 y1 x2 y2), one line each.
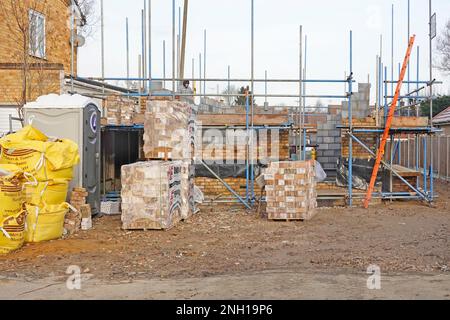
0 0 449 300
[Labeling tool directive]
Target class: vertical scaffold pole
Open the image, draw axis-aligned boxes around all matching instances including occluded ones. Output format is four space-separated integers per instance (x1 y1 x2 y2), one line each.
348 30 353 206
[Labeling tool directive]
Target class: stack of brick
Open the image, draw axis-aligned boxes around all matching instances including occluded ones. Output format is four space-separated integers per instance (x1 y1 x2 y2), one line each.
264 161 317 221
121 161 184 230
105 95 139 126
120 104 136 126
341 117 377 158
65 187 88 235
106 104 121 125
143 101 195 160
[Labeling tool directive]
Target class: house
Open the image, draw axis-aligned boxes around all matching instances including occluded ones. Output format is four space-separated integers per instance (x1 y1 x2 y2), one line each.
0 0 85 133
433 106 450 135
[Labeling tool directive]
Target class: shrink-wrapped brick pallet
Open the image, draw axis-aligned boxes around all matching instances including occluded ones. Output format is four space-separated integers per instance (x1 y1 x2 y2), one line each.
264 161 317 221
180 162 195 220
143 101 195 160
121 161 184 230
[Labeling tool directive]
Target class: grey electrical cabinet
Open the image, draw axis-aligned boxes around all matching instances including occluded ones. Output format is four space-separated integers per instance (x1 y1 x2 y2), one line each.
23 94 101 216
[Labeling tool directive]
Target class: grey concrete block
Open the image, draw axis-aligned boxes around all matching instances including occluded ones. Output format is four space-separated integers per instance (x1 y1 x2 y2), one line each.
323 150 336 157
331 130 341 137
329 143 341 150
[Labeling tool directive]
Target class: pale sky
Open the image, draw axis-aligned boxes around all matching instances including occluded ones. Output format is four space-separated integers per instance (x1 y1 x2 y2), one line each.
78 0 450 107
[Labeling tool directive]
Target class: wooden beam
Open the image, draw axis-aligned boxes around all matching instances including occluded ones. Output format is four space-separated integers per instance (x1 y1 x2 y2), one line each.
197 114 290 126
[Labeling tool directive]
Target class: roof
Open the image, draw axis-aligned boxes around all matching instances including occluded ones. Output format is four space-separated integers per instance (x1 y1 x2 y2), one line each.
432 106 450 125
24 94 99 109
68 76 138 94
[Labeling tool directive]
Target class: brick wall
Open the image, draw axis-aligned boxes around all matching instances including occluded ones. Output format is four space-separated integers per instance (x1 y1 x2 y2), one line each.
0 64 63 104
201 129 290 163
341 117 378 158
0 0 75 104
195 177 249 199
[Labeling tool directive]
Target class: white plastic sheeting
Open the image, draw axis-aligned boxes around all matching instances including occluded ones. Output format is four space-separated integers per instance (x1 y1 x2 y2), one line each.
0 107 21 136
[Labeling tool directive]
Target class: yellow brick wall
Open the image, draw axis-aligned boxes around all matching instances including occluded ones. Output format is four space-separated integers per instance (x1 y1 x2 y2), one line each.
0 0 75 104
202 130 290 162
341 117 378 158
0 67 63 104
195 177 250 198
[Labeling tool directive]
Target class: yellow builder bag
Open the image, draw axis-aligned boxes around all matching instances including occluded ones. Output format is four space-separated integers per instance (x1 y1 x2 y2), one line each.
0 126 80 182
24 203 71 243
24 179 69 206
0 210 27 254
0 164 25 216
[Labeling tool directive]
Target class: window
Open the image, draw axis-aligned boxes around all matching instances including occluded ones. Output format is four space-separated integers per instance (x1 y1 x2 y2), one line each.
29 10 46 59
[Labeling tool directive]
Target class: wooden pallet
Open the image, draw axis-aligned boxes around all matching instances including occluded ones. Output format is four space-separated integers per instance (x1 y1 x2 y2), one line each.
268 218 305 222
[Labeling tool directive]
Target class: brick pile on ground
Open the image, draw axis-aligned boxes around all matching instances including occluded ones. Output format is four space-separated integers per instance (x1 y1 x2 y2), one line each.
264 161 317 221
121 161 185 230
65 187 89 235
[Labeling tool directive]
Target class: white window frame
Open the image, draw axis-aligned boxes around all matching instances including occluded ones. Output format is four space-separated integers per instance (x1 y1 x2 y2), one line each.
29 9 46 59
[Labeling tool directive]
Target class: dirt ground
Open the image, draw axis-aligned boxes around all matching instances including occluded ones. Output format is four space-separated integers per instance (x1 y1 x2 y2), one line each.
0 181 449 299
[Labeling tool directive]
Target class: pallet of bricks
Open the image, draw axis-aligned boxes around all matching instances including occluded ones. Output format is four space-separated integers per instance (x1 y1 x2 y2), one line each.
120 101 196 231
264 161 317 221
105 95 139 126
143 100 195 160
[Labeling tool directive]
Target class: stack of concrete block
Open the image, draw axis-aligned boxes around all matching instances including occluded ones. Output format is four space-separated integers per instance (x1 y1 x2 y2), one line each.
342 83 372 119
264 161 317 221
143 101 195 160
316 113 342 174
121 161 184 230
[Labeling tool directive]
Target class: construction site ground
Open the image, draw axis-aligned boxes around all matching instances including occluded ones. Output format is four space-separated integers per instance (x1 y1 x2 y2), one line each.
0 181 449 299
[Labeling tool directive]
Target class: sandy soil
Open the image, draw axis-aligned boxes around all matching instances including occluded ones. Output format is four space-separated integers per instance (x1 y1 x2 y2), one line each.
0 181 448 299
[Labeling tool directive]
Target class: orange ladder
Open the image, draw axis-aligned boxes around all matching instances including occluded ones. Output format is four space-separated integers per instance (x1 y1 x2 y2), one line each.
363 35 416 209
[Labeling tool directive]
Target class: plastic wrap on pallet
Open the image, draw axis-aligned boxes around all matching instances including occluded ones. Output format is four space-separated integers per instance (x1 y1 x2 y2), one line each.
194 163 262 179
336 157 383 191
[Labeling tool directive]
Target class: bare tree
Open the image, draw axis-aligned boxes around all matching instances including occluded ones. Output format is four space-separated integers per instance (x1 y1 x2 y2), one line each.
221 85 238 106
74 0 98 39
0 0 96 118
0 0 51 116
437 19 450 73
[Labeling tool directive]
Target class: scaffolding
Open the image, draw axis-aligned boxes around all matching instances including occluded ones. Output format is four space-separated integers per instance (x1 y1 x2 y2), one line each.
339 0 441 207
73 0 442 209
